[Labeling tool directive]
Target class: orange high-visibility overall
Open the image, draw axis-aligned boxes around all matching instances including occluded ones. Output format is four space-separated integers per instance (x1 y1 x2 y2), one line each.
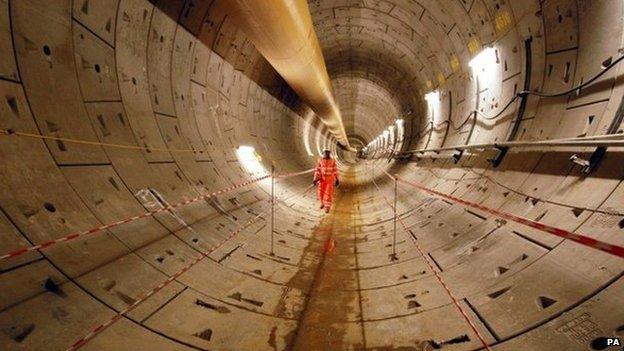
314 158 339 209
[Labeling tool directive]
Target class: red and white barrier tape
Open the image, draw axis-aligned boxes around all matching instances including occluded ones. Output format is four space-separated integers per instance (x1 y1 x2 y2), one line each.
66 181 315 351
382 170 624 259
0 175 270 261
371 174 493 350
2 168 315 261
274 168 315 179
66 210 266 351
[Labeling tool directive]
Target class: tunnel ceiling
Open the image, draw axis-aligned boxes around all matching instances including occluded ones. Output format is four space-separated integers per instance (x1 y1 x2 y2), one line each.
311 0 492 143
1 0 624 351
198 0 533 148
192 0 460 145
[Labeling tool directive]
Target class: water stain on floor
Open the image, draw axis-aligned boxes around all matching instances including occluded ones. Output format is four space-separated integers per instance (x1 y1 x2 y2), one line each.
283 188 367 350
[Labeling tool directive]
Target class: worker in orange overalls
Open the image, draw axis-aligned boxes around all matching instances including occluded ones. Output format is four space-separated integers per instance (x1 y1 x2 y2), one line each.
313 149 339 213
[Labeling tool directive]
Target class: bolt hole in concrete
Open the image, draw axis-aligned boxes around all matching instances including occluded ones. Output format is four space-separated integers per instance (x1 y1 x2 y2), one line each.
194 328 212 341
195 299 230 313
571 207 584 217
6 96 19 115
428 334 470 349
2 323 35 343
43 277 66 297
43 202 56 213
537 295 557 309
56 140 67 151
407 300 421 309
488 286 512 299
228 292 264 307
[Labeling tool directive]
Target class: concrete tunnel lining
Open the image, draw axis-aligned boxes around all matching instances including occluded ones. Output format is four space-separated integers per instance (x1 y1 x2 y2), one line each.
0 0 623 350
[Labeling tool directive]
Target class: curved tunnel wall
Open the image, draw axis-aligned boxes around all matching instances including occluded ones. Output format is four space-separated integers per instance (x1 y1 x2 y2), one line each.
0 0 332 349
0 0 623 350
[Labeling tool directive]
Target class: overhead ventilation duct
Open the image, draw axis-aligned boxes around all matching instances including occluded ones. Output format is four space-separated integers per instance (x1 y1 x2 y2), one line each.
221 0 352 150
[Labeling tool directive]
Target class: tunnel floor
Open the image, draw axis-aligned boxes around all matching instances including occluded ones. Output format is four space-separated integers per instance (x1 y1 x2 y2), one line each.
285 181 483 351
289 189 367 350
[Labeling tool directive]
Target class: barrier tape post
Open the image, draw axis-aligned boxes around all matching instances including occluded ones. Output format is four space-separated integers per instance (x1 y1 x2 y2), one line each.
66 212 264 351
386 170 624 259
66 177 315 351
0 174 271 261
370 170 492 350
0 168 315 262
270 164 276 256
392 174 398 260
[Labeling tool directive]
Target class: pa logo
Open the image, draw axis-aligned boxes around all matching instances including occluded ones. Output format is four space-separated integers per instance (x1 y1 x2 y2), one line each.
591 337 622 350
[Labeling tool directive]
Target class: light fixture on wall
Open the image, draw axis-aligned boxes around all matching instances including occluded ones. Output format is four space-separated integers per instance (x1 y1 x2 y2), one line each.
425 90 440 122
388 125 395 145
469 47 498 86
468 47 496 71
302 113 314 157
395 118 405 146
315 127 324 156
383 130 390 148
424 90 439 104
236 145 266 176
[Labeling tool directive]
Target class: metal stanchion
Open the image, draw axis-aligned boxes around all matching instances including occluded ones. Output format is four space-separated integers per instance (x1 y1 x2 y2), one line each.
270 164 275 256
391 174 398 261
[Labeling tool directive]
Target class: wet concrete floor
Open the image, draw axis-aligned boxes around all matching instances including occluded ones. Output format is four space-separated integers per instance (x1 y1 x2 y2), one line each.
287 186 368 350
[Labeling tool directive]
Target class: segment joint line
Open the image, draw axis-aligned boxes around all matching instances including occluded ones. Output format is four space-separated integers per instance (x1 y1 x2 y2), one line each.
1 168 314 261
370 166 492 350
66 180 315 351
387 170 624 259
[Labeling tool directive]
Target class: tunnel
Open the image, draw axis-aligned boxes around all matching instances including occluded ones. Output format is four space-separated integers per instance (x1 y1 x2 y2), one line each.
1 0 623 350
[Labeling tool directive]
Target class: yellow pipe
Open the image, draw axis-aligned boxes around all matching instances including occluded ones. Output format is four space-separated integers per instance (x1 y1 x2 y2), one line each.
221 0 351 149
